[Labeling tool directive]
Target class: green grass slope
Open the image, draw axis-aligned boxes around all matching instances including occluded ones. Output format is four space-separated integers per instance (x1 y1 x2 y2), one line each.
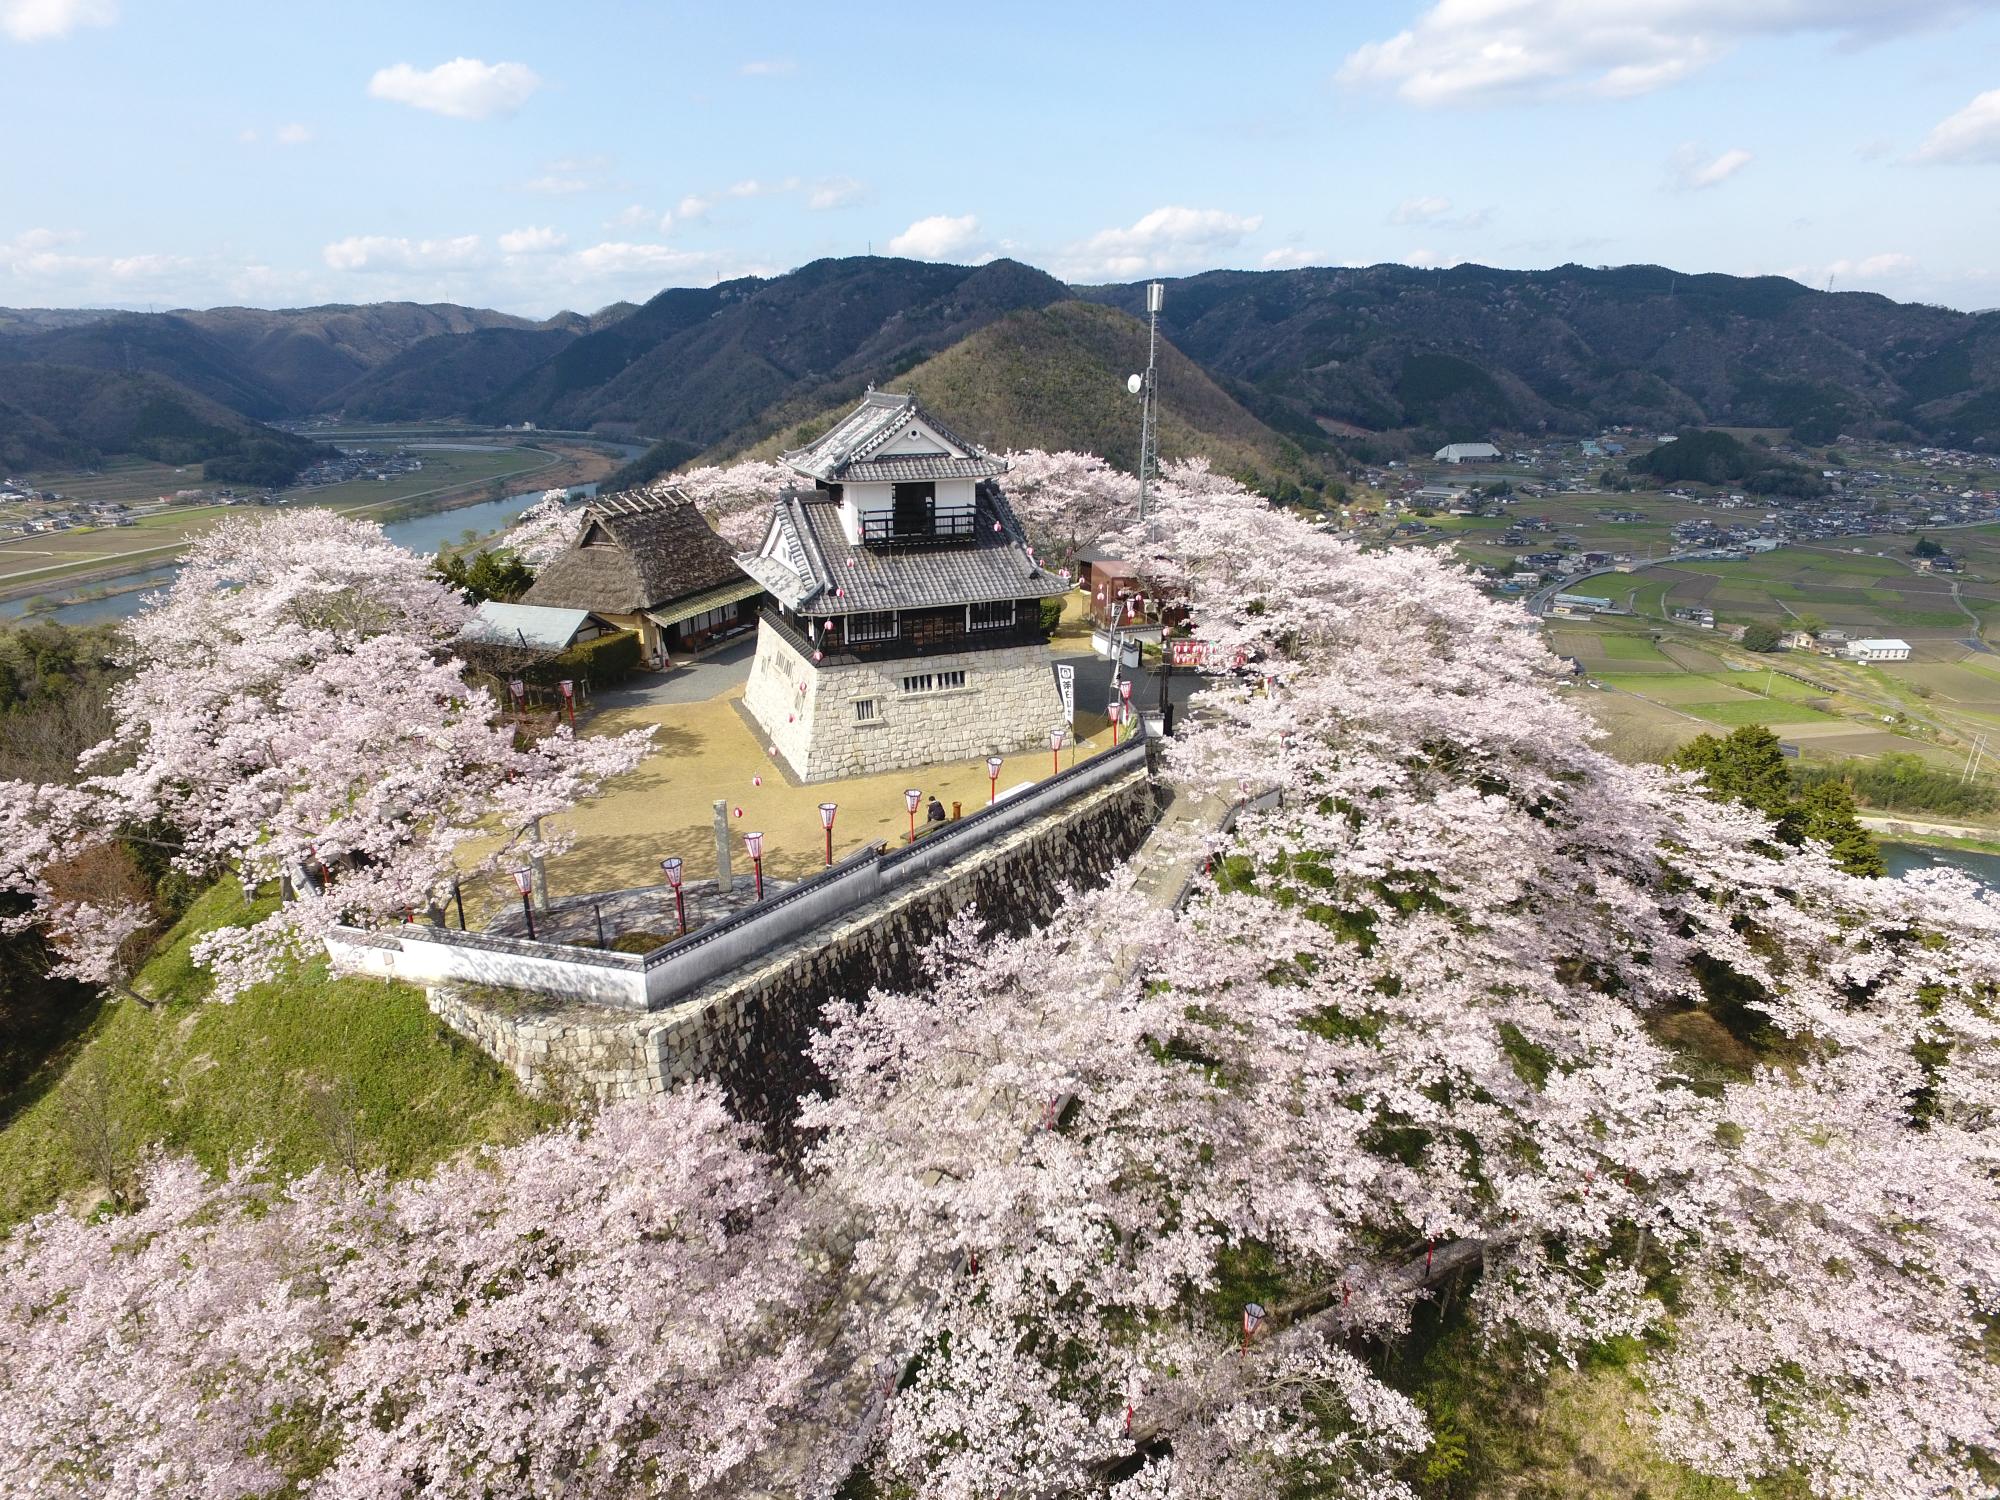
0 882 554 1228
735 300 1339 499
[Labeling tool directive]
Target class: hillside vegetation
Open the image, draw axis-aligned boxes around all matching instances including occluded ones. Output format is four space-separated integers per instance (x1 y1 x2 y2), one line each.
9 259 2000 472
325 325 581 421
497 257 1072 457
0 880 554 1229
733 299 1338 499
1081 262 2000 449
0 363 322 481
1631 428 1826 497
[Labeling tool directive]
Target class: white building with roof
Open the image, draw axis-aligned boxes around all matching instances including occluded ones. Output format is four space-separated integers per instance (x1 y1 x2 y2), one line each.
738 392 1067 783
1434 442 1501 464
1845 638 1912 662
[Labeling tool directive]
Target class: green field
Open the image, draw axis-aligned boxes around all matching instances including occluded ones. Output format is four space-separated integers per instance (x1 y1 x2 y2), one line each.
1684 698 1842 726
1599 634 1671 662
0 446 560 594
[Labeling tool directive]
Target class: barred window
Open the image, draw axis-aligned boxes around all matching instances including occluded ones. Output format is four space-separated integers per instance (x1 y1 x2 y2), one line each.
968 600 1015 631
845 610 898 644
854 698 878 723
901 669 967 695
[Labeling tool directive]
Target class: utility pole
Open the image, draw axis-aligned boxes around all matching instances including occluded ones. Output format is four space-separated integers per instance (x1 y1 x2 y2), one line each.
1136 281 1163 528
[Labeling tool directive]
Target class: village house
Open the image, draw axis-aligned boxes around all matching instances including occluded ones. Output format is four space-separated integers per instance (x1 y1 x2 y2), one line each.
738 391 1067 782
1846 637 1912 662
521 488 762 666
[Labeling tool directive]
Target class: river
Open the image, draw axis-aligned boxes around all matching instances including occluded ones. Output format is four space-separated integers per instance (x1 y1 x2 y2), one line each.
0 483 597 627
1880 841 2000 891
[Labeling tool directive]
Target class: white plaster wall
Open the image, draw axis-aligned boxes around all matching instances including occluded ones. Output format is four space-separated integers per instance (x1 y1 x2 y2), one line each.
744 620 824 779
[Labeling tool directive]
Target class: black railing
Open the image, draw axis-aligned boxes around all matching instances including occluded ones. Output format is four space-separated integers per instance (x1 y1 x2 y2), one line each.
859 507 978 546
761 607 1050 665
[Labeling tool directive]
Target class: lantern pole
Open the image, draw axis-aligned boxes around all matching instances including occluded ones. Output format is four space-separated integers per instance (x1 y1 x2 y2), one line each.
661 857 686 936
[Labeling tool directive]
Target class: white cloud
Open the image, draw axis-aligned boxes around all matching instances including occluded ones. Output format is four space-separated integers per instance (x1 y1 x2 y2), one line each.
1261 248 1321 269
1403 248 1453 269
275 122 312 146
807 177 865 210
738 58 795 76
1913 89 2000 164
367 58 542 120
1779 251 1919 288
1391 195 1452 225
888 213 984 261
1672 144 1754 189
1 0 115 42
1340 1 1971 106
322 234 485 272
519 175 592 195
676 193 713 221
1060 205 1263 279
725 177 801 199
567 242 714 278
0 230 197 300
499 226 568 255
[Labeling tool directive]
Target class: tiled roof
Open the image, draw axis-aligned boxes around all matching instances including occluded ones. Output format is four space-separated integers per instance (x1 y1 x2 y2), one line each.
745 481 1065 616
522 483 752 614
838 455 1007 484
780 390 995 483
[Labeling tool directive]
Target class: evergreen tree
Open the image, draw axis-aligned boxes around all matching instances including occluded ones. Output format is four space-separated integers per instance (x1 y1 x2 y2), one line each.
1795 780 1887 877
1670 725 1882 876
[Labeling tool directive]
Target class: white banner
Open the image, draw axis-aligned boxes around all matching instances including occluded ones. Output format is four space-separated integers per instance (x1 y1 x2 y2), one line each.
1055 663 1075 724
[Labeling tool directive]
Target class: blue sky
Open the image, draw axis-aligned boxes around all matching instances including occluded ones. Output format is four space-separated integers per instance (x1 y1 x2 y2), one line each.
3 0 1998 316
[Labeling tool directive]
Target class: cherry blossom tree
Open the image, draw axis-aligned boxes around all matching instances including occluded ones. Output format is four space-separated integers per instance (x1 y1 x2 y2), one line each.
6 451 1999 1499
0 1086 825 1499
0 510 652 996
795 461 2000 1497
497 487 585 566
667 462 795 550
999 449 1139 573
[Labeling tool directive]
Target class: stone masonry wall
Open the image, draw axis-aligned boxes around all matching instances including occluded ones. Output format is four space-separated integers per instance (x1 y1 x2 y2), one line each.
426 765 1159 1149
743 619 1066 783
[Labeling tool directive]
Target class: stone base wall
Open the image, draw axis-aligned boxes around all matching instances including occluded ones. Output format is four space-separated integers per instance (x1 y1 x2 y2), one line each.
426 765 1160 1147
744 620 1065 783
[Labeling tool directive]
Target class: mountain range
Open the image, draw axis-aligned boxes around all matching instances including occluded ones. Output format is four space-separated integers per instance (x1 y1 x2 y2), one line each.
2 256 1997 486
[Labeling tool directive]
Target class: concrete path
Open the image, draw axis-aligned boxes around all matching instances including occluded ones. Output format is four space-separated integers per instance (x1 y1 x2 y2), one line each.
594 636 756 708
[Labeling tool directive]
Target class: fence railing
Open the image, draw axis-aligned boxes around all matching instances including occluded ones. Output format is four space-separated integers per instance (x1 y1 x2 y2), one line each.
327 726 1152 1013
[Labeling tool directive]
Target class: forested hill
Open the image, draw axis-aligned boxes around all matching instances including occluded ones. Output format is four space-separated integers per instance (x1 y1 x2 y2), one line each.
478 257 1072 455
0 364 322 481
0 302 618 418
1080 263 2000 451
726 300 1337 502
7 258 2000 474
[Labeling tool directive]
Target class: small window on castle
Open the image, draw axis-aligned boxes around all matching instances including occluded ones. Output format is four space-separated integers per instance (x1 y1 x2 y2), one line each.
846 610 899 644
854 698 878 723
901 670 968 695
968 600 1015 631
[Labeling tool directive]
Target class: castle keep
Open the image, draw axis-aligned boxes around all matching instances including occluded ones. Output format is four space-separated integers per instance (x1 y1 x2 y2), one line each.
739 392 1067 782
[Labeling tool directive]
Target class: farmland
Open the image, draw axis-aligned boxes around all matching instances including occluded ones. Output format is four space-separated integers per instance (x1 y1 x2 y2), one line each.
0 443 584 598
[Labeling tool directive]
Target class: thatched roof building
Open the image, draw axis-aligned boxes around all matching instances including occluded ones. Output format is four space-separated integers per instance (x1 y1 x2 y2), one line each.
522 486 763 663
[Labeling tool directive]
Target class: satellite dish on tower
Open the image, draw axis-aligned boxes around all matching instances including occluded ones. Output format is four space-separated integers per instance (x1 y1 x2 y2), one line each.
1126 373 1143 395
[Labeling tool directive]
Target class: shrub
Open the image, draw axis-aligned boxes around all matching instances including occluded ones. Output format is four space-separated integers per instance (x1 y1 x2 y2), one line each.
610 931 672 954
1037 598 1065 635
549 630 641 688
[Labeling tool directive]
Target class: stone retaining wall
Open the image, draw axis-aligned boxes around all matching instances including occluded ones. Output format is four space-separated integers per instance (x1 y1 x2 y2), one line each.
426 764 1160 1140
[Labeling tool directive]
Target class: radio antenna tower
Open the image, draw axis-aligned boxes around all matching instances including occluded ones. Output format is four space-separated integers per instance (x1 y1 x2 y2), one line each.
1131 281 1164 526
